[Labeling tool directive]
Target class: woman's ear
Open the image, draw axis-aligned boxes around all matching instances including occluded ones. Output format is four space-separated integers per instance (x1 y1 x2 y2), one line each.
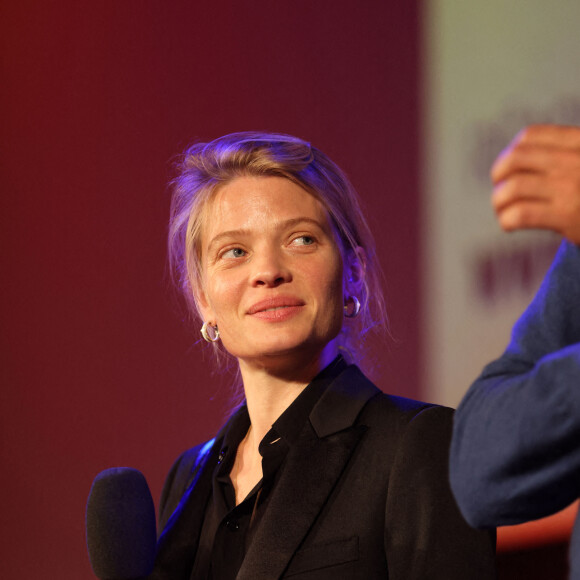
345 246 366 296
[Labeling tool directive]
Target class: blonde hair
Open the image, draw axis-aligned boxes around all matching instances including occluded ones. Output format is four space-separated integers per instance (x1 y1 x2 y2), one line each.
168 131 387 368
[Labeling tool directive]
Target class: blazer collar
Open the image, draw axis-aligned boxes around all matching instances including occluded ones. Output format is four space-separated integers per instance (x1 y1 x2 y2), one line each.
309 364 380 437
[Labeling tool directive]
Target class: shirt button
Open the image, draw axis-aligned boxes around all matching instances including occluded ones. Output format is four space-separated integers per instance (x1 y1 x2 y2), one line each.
226 519 239 531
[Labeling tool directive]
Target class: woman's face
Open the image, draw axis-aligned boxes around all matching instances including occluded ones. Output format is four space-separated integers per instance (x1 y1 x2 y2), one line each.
197 175 346 369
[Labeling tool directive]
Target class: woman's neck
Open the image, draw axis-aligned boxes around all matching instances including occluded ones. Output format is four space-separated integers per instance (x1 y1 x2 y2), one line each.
238 345 338 448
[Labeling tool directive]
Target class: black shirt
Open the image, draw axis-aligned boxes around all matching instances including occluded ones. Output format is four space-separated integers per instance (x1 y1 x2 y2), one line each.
189 356 347 580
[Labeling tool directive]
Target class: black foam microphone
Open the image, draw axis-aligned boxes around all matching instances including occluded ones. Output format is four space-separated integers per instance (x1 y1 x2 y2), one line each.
86 467 157 579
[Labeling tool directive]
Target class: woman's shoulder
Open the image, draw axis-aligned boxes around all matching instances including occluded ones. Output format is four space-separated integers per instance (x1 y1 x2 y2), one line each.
337 363 454 430
362 387 454 434
372 389 451 414
172 438 217 478
358 392 456 478
158 438 219 528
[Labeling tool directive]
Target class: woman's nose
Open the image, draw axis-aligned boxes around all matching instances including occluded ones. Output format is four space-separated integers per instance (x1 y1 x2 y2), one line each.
249 249 292 287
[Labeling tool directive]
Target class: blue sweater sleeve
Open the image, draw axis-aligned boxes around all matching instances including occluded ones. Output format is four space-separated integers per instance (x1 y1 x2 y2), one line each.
450 240 580 528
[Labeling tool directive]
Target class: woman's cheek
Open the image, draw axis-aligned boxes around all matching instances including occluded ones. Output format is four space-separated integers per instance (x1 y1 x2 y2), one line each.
211 277 244 322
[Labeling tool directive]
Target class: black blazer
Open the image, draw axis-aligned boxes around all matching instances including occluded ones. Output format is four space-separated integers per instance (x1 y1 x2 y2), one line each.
149 365 496 579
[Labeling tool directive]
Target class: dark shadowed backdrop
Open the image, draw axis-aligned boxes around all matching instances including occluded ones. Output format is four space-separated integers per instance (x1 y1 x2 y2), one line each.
1 2 420 577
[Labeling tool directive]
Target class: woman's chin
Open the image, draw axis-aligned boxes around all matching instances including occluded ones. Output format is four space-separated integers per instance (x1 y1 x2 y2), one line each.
234 341 322 365
223 325 341 368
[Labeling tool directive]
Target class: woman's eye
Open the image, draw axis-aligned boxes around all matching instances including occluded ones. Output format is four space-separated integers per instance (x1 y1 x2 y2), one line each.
222 247 247 259
292 235 315 246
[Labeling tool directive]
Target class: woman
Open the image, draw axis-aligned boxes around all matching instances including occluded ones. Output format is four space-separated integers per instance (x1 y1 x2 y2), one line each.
150 132 495 579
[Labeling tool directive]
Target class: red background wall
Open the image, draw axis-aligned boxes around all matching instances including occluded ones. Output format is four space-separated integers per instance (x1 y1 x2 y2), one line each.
1 2 420 577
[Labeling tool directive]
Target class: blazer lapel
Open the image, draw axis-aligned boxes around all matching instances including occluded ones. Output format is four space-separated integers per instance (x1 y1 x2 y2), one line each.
238 366 379 580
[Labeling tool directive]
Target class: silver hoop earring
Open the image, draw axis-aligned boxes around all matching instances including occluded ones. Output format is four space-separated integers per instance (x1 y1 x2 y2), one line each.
344 296 361 318
201 321 220 343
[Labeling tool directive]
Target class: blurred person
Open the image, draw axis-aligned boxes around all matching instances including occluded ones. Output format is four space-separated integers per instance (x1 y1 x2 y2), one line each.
450 125 580 578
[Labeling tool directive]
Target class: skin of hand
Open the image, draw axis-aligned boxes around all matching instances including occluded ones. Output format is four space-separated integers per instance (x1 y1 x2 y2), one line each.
491 124 580 244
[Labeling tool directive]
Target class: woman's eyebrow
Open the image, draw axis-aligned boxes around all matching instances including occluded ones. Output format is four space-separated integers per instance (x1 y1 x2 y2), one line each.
207 228 249 252
207 217 326 251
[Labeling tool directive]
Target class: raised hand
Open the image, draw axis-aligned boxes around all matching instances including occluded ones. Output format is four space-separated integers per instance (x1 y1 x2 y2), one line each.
491 124 580 244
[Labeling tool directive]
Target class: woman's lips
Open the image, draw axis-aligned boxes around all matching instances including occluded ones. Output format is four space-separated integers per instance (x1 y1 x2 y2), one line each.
247 298 305 321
